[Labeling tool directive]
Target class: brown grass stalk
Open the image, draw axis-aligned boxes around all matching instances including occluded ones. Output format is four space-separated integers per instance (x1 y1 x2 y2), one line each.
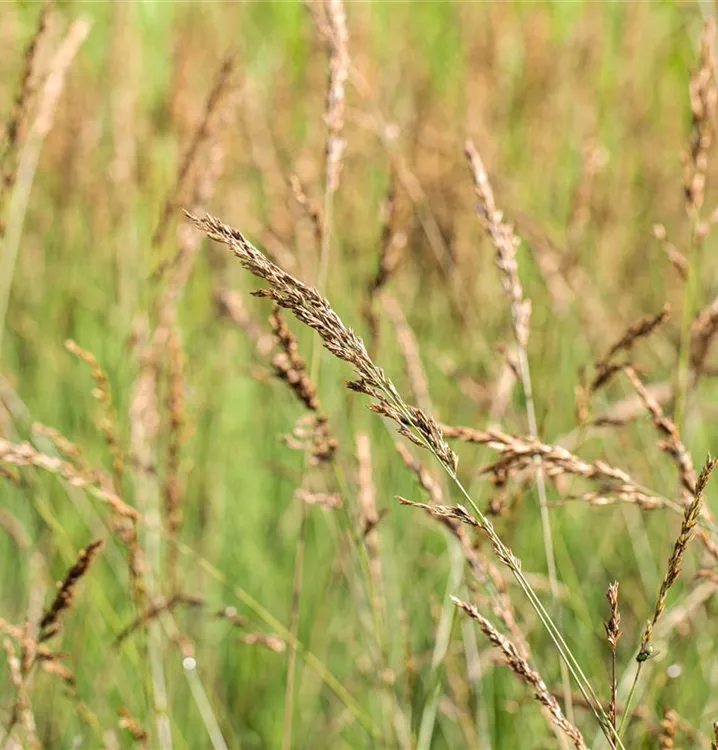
452 597 587 749
395 442 530 659
638 454 717 659
321 0 349 198
65 339 124 489
592 306 670 392
623 366 695 495
114 593 204 647
690 294 718 374
684 19 716 216
0 438 136 518
282 12 347 736
675 19 717 430
31 422 87 474
464 138 570 716
624 365 718 561
441 423 665 509
188 210 623 746
652 224 688 280
604 582 621 732
270 305 337 464
39 539 104 642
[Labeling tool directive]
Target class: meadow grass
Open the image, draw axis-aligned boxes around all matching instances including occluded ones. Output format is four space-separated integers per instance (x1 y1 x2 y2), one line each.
1 2 718 748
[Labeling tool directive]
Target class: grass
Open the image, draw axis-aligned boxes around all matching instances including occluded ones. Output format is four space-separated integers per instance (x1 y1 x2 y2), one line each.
1 1 718 748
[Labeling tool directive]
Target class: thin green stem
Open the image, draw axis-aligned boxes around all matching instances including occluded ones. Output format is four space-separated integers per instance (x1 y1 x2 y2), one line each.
617 662 643 737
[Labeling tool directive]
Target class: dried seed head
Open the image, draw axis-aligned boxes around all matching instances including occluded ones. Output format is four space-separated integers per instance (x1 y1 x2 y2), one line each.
453 597 587 749
40 540 104 642
604 581 622 649
189 212 457 473
640 454 718 659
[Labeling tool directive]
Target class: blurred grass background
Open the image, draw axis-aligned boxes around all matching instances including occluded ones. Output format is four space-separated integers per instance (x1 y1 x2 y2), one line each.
1 2 718 748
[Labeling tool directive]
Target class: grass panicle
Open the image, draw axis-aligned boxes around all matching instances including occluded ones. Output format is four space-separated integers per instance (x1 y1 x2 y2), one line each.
39 540 103 642
452 597 587 750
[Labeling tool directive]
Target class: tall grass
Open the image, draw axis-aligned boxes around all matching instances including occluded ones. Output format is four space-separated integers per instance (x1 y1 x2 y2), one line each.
1 3 718 749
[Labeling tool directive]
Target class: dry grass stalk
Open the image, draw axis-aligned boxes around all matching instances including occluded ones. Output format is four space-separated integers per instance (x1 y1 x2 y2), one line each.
153 55 235 249
623 366 695 495
39 658 75 686
238 633 286 653
39 540 103 642
294 488 342 509
684 19 716 215
690 295 718 373
270 305 321 412
604 582 621 731
464 137 568 712
0 2 51 222
395 441 443 506
0 438 137 518
397 497 478 528
65 339 124 489
465 139 530 348
270 305 337 463
31 422 87 473
190 212 456 472
659 708 678 750
441 423 664 509
322 0 349 195
592 305 670 392
283 414 337 466
190 211 618 743
452 598 587 749
395 443 529 658
712 721 718 750
652 224 688 280
639 455 718 660
114 593 204 646
623 366 718 561
587 381 673 428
